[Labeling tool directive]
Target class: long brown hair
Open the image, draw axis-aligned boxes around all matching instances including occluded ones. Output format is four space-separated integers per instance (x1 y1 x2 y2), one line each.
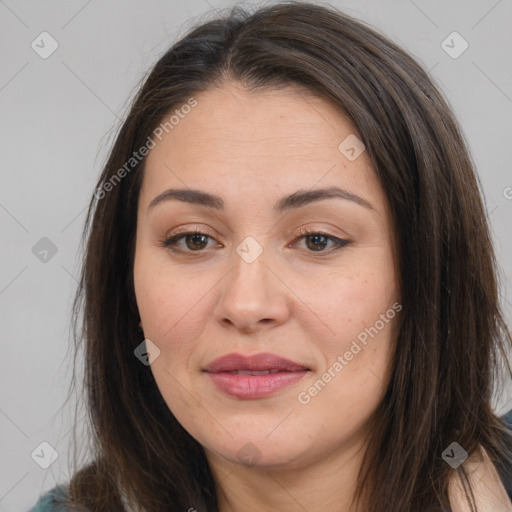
62 1 512 510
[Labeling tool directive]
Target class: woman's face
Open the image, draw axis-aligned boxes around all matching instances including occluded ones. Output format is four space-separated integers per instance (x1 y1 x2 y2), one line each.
134 82 400 471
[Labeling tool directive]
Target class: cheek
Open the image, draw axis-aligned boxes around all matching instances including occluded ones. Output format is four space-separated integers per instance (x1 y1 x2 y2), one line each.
134 248 201 342
134 259 206 418
294 284 397 438
293 258 398 413
301 261 398 345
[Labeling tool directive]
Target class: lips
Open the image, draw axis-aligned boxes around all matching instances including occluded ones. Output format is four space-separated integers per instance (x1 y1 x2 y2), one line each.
203 352 310 399
203 352 309 373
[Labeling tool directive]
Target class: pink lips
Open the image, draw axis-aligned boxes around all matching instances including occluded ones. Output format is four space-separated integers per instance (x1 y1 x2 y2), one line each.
203 352 310 399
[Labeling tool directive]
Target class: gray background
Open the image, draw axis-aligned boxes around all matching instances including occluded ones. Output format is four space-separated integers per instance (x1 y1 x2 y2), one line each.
0 0 511 510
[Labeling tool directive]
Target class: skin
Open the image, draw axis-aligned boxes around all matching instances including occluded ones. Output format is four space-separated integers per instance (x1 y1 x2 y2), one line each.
449 447 512 512
133 81 401 512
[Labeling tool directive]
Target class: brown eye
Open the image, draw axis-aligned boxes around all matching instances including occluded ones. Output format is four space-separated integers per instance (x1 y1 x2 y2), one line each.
304 233 330 251
161 229 349 255
294 229 350 253
162 230 217 252
182 233 210 251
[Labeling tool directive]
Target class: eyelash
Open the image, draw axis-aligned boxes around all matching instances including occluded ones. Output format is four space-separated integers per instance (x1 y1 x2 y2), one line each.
159 227 350 255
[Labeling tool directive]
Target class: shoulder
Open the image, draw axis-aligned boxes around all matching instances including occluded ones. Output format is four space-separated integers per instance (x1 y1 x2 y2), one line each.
498 409 512 501
448 410 512 512
28 485 70 512
503 409 512 429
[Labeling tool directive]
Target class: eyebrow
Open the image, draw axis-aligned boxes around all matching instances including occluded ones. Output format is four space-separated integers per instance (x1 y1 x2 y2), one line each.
147 186 374 213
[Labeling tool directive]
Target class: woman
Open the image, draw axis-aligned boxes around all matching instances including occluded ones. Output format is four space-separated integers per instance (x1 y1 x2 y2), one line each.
29 1 512 511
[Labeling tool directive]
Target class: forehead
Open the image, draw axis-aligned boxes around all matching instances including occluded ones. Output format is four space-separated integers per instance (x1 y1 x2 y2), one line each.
155 82 356 155
141 81 383 208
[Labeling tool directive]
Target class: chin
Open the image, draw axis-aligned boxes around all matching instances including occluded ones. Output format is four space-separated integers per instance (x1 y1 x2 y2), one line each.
204 431 313 470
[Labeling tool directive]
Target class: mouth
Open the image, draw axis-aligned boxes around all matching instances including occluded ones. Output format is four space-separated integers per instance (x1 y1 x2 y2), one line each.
203 352 310 399
222 369 284 375
203 352 310 373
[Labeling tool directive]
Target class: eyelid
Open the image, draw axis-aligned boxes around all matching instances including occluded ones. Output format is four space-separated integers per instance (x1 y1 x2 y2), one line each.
161 225 217 244
293 225 349 242
290 227 350 252
160 224 351 255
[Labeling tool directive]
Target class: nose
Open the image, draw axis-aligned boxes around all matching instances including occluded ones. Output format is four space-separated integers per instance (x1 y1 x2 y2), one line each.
215 242 291 334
